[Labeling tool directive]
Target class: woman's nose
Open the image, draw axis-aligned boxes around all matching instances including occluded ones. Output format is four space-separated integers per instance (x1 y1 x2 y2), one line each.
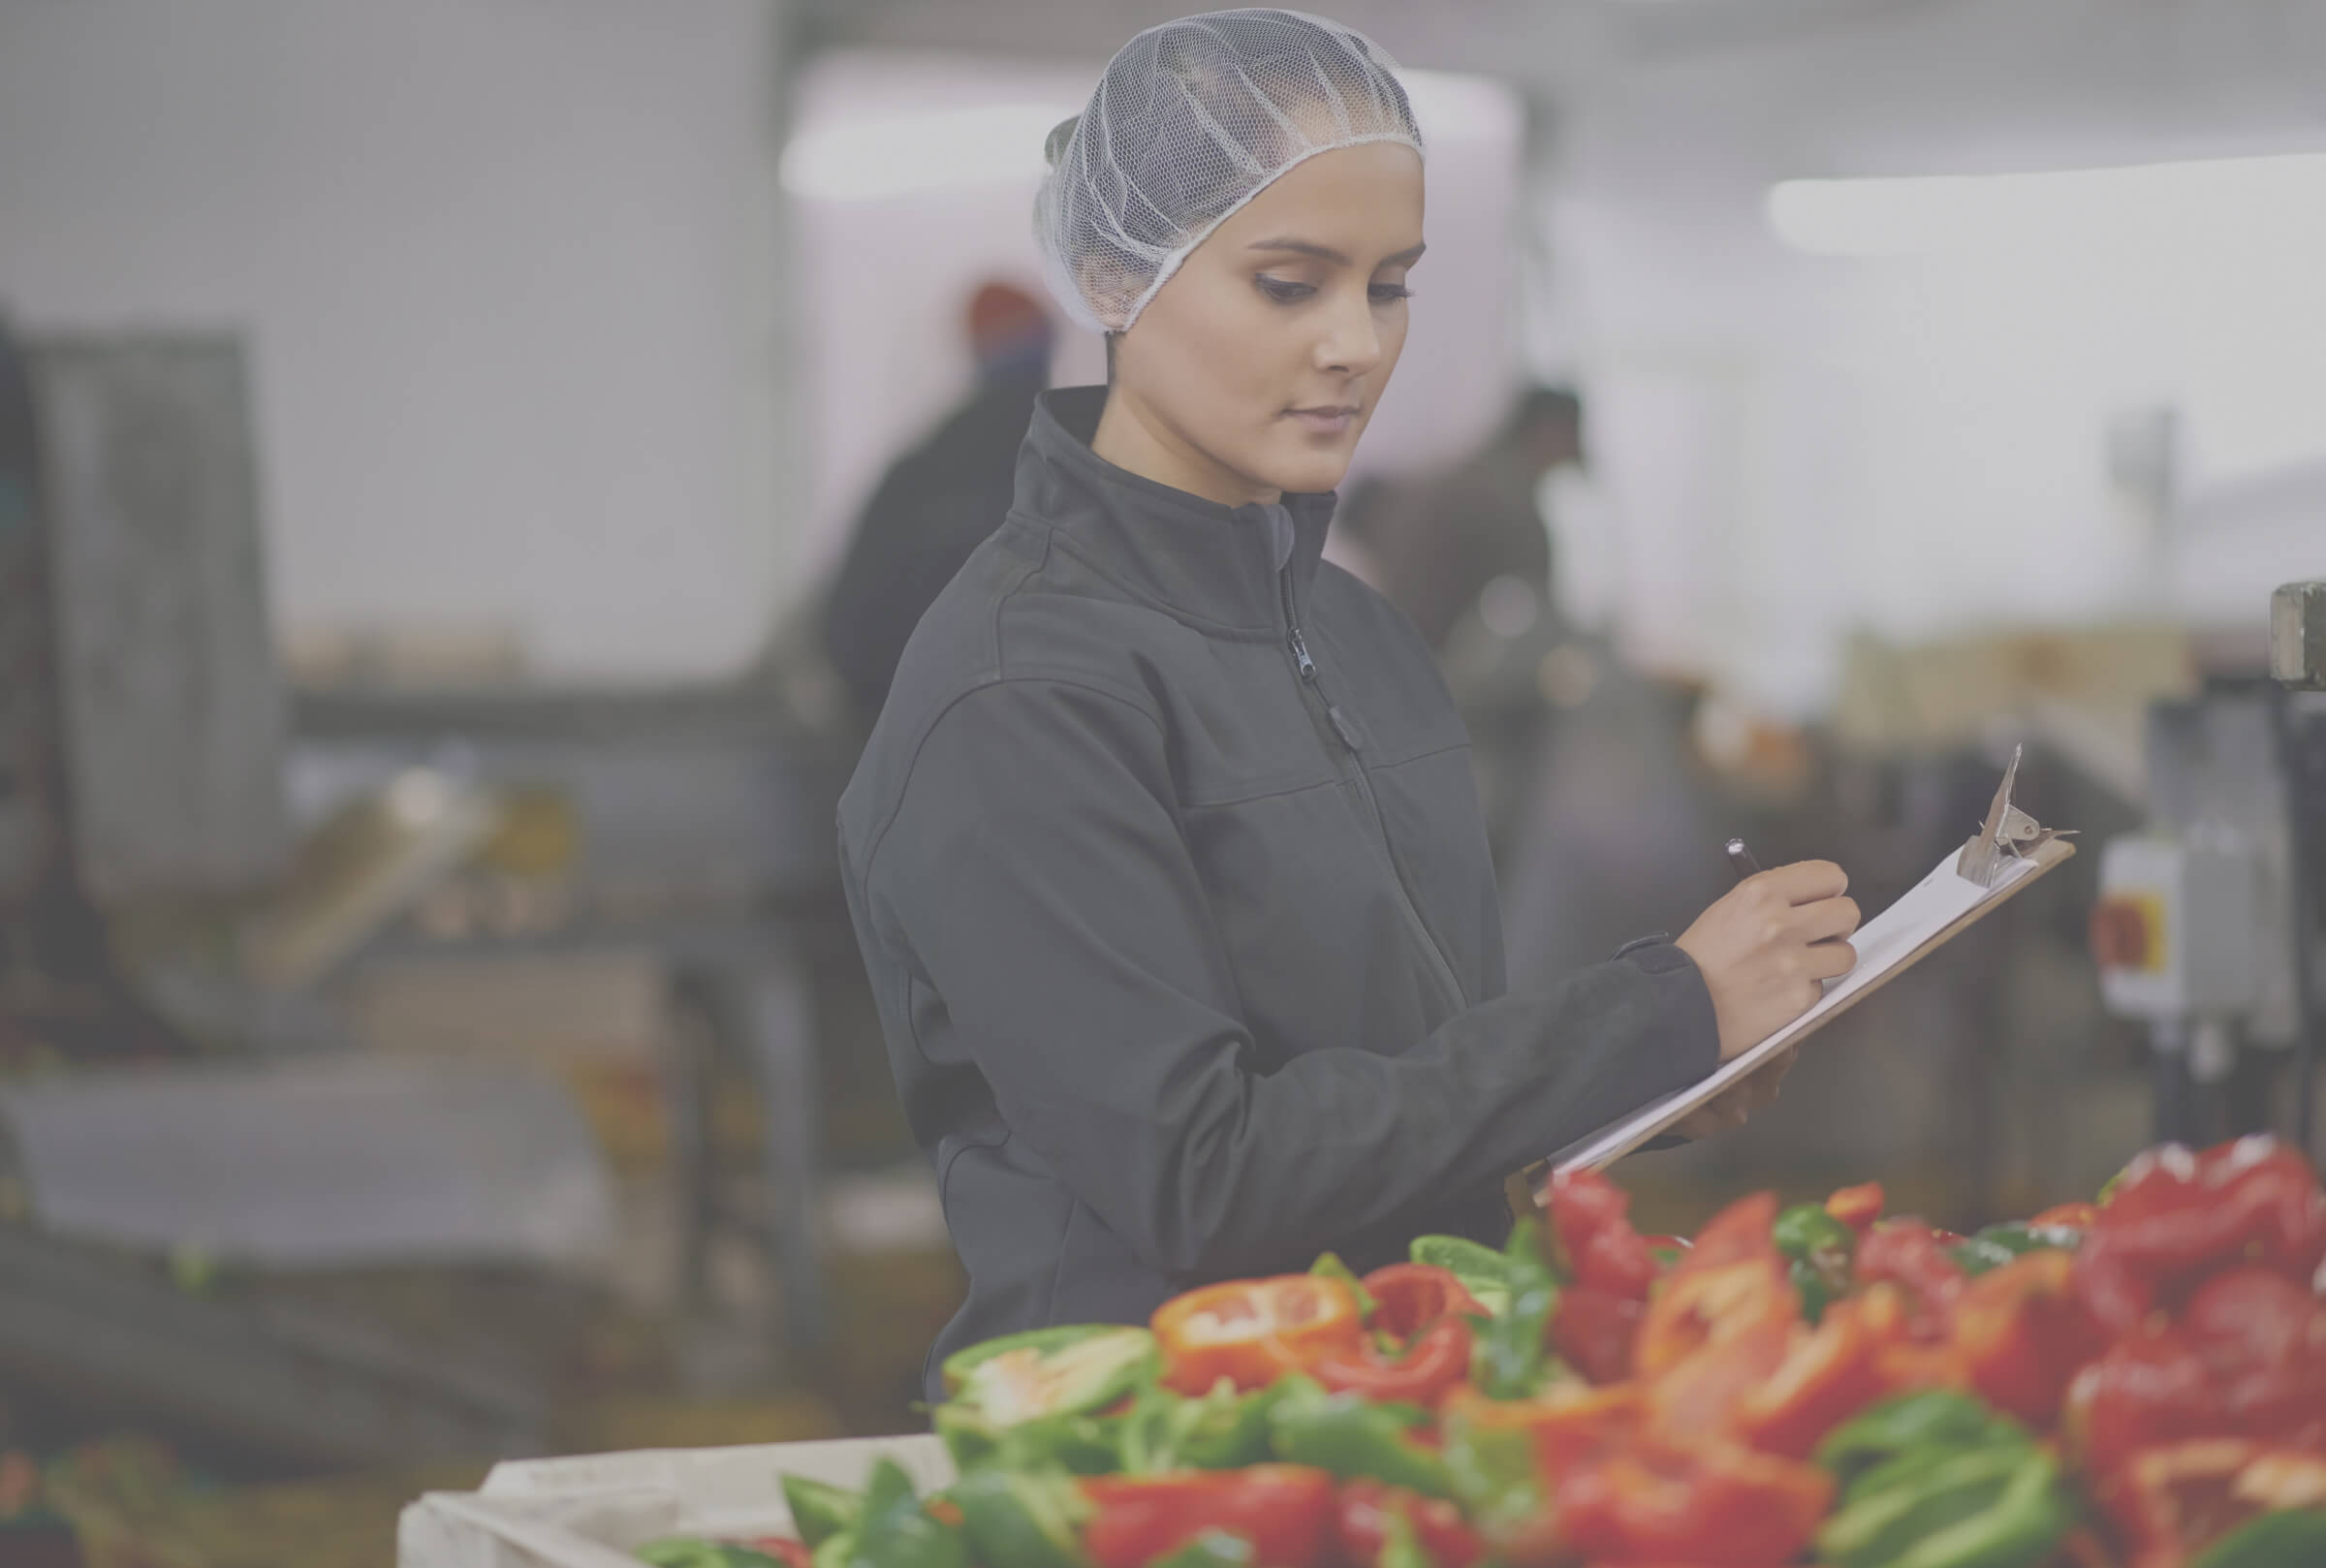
1314 286 1383 375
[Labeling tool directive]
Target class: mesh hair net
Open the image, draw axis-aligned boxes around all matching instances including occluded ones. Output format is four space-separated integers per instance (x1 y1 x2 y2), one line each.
1034 9 1425 334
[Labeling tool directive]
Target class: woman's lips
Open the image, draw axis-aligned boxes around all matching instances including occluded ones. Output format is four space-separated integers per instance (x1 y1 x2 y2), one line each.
1286 406 1358 434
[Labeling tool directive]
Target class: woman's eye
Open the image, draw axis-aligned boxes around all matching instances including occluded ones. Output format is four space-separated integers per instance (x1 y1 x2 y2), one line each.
1370 283 1414 302
1255 275 1315 303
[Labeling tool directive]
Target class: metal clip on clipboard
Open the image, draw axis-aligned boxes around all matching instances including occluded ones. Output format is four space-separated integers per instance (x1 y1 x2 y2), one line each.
1956 743 2074 889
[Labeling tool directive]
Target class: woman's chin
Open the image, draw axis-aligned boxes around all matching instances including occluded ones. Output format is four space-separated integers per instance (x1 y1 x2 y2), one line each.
1256 448 1358 498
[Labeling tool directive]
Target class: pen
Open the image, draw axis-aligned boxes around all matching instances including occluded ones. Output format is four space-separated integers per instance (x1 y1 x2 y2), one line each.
1725 837 1762 883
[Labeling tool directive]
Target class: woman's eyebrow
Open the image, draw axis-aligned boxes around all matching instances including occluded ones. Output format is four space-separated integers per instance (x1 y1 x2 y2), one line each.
1245 237 1429 266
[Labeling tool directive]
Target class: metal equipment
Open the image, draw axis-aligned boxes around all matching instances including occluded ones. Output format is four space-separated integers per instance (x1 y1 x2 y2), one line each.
2092 581 2326 1157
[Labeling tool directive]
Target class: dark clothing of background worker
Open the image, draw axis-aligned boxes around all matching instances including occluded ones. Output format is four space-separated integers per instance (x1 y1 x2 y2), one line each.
820 282 1054 719
1344 386 1585 652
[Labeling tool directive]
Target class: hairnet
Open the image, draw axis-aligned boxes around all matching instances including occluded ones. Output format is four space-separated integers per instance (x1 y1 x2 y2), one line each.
1034 9 1425 335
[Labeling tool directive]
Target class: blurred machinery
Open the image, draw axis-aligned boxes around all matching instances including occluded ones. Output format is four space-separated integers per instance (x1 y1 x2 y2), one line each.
0 316 852 1465
2091 581 2326 1159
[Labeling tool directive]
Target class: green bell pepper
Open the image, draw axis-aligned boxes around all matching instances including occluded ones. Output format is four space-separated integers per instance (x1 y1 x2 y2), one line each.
782 1476 863 1550
1467 1220 1558 1399
1439 1403 1545 1531
1408 1235 1518 1318
2195 1511 2326 1568
1949 1224 2079 1278
946 1469 1091 1568
1815 1393 2028 1490
1776 1202 1855 1326
843 1458 970 1568
1310 1252 1380 1321
1776 1201 1859 1262
937 1325 1155 1427
1118 1380 1283 1474
1377 1505 1432 1568
934 1402 1124 1477
1820 1447 2073 1568
1267 1375 1457 1501
1148 1530 1257 1568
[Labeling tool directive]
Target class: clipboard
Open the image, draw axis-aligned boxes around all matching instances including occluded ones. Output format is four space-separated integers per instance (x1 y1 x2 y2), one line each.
1538 750 2077 1180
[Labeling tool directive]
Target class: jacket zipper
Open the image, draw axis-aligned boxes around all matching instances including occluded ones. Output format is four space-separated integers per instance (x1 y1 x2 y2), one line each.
1279 567 1467 1015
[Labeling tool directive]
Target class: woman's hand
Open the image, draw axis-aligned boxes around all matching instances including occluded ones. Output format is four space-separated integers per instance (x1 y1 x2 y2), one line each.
1674 861 1860 1062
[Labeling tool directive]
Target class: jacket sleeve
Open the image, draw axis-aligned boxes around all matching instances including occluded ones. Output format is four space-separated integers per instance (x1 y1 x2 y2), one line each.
858 676 1718 1281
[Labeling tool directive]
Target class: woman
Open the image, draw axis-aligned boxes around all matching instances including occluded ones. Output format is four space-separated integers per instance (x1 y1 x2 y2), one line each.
836 10 1859 1398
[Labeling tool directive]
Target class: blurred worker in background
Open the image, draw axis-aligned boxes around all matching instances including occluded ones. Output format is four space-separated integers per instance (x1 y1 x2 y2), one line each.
820 281 1055 720
1342 385 1586 653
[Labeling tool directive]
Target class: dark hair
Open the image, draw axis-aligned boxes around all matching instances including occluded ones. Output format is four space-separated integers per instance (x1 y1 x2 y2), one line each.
1105 331 1119 387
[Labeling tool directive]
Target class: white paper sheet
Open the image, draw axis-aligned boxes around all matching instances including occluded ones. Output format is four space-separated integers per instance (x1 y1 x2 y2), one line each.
1546 848 2044 1174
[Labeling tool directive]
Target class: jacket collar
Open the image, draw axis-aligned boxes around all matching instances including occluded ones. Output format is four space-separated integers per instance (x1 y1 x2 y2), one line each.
1012 386 1336 635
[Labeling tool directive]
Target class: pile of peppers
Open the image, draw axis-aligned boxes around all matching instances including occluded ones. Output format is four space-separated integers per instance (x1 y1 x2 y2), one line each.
641 1136 2325 1568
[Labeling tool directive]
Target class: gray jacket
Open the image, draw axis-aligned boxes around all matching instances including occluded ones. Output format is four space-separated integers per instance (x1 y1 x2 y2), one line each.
837 389 1718 1400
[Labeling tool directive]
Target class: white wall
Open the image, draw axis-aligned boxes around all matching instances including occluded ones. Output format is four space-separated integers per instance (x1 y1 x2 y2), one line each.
783 49 1528 585
0 0 787 682
1547 0 2326 710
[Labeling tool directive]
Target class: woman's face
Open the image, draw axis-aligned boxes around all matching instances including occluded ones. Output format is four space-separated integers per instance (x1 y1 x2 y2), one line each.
1106 141 1425 507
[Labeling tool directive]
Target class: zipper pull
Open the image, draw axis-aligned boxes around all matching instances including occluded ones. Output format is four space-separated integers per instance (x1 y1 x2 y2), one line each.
1288 626 1318 682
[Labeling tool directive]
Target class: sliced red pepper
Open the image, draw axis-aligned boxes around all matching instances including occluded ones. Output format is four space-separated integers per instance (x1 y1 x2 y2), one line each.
1151 1275 1365 1394
1635 1253 1796 1381
2094 1439 2326 1568
2074 1136 2326 1336
1855 1219 1967 1339
1444 1381 1645 1475
1825 1182 1884 1234
1645 1314 1793 1442
2065 1265 2326 1477
1549 1169 1663 1301
1553 1436 1834 1568
743 1539 814 1568
1733 1297 1889 1458
1362 1264 1483 1340
1857 1283 1969 1396
1551 1284 1646 1386
1952 1248 2105 1427
1081 1466 1336 1568
1312 1315 1474 1407
1674 1192 1784 1275
1333 1480 1484 1568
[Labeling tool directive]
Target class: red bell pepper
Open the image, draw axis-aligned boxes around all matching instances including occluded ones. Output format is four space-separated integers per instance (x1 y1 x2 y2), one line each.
1952 1248 2104 1427
1312 1315 1474 1407
1445 1381 1646 1476
1825 1182 1884 1234
1550 1284 1646 1386
1675 1192 1783 1274
1635 1255 1797 1373
1645 1315 1793 1442
1733 1297 1889 1458
1856 1282 1969 1396
2065 1265 2326 1477
2073 1136 2326 1337
1549 1169 1663 1301
1151 1276 1365 1394
2180 1266 2326 1453
1081 1466 1336 1568
743 1540 813 1568
1362 1264 1483 1339
1553 1436 1834 1567
2093 1438 2326 1568
1333 1481 1484 1568
1855 1220 1966 1339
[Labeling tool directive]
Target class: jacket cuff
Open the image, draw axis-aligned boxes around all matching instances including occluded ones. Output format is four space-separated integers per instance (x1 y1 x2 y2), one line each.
1614 938 1722 1090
